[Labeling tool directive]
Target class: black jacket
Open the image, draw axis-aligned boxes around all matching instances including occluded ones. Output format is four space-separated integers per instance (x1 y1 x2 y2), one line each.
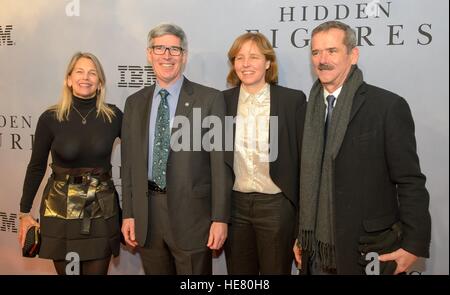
332 82 431 274
223 84 307 208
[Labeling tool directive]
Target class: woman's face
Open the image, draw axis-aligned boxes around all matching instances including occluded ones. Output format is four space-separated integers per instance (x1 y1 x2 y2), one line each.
67 57 100 98
233 40 270 93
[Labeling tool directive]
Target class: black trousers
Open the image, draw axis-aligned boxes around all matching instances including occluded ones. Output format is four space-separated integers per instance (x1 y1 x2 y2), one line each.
224 191 296 275
139 191 212 275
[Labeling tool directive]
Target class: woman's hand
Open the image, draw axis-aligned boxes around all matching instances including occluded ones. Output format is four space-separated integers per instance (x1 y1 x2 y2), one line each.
18 215 40 248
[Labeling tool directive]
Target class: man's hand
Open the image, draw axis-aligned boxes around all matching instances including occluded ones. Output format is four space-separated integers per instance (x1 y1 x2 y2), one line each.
379 248 418 275
207 222 227 250
121 218 139 248
293 239 302 269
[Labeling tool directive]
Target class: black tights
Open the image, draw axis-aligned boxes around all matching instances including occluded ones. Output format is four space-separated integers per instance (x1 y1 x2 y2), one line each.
53 257 111 275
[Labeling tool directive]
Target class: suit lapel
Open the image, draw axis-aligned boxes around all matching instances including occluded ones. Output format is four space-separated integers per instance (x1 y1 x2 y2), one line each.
141 85 155 166
167 78 195 162
348 82 368 124
269 84 280 170
172 78 195 125
224 87 240 169
269 84 279 125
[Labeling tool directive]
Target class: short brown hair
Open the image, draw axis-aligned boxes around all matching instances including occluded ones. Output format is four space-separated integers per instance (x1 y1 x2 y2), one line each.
312 21 357 53
226 32 278 86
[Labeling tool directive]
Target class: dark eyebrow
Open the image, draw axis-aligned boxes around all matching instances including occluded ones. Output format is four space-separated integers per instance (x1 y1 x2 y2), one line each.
312 47 338 52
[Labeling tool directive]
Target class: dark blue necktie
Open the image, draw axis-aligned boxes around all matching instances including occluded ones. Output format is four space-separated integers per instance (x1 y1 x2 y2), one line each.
324 95 336 147
152 89 170 189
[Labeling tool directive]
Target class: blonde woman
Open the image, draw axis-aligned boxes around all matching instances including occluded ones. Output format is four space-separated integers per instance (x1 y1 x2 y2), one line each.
18 52 122 275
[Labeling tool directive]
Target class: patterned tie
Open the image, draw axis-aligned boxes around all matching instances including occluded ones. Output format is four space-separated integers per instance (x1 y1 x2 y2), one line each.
324 95 336 147
152 89 170 189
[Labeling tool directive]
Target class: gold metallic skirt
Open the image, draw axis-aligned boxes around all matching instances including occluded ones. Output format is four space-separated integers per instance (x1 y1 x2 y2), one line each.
41 164 119 235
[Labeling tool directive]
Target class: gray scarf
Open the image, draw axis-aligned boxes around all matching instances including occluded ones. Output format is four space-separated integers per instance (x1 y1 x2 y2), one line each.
298 65 363 271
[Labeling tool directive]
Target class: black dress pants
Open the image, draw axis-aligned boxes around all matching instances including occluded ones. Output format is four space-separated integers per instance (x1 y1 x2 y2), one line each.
224 191 296 275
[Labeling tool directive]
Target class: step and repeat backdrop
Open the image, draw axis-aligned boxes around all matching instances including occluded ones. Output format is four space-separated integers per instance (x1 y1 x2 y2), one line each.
0 0 448 274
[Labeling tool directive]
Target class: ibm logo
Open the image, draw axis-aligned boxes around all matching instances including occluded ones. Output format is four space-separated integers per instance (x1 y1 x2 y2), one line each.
117 65 156 88
0 25 15 46
0 212 18 233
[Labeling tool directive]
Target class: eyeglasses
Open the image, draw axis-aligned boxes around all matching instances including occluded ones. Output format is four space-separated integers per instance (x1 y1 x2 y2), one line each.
150 45 184 56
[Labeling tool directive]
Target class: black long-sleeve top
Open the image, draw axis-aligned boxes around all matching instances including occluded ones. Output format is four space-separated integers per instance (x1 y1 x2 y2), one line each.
20 96 123 213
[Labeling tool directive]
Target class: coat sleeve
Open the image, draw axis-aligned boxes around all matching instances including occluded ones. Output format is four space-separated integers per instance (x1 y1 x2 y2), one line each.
208 90 231 223
121 97 134 219
20 111 53 213
384 97 431 258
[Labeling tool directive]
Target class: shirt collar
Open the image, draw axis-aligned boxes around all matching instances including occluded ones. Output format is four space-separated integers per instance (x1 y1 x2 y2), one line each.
155 76 184 99
240 83 270 104
323 86 343 105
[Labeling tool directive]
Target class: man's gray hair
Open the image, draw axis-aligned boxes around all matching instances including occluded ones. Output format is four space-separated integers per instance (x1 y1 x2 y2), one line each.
147 23 188 51
312 21 357 53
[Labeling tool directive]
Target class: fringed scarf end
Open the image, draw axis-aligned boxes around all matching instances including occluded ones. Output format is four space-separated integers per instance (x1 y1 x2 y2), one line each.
317 240 336 272
298 230 314 252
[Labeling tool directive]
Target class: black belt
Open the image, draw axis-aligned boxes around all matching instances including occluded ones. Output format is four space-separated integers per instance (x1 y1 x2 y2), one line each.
148 180 167 193
53 172 111 184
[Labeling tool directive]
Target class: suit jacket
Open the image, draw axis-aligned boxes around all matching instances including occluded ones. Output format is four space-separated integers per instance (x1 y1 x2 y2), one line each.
331 82 431 274
121 77 231 251
223 84 306 208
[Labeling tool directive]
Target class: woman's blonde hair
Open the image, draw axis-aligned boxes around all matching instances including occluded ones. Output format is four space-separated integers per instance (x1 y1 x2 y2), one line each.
227 32 278 87
51 52 115 123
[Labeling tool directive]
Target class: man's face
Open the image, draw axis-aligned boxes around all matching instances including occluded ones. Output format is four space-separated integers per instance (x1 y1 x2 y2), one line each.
147 34 187 88
311 28 359 93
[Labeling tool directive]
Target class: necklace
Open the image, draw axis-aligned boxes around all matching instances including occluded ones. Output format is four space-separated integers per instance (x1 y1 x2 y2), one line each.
72 105 96 124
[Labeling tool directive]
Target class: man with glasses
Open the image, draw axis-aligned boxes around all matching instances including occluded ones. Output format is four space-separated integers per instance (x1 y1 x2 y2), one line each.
121 23 231 274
